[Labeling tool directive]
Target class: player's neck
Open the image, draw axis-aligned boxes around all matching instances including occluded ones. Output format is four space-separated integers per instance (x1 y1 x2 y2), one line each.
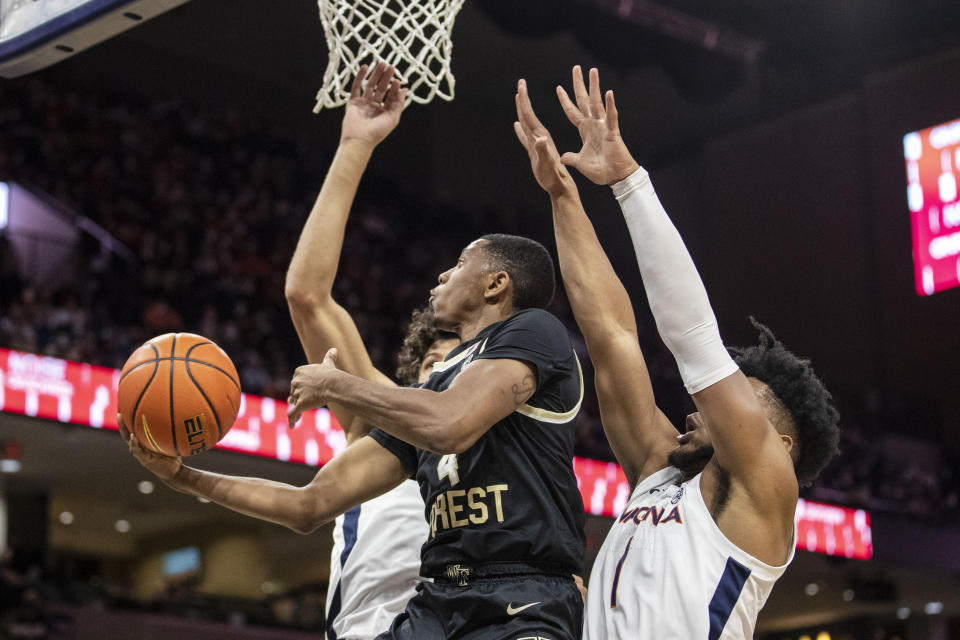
456 303 515 342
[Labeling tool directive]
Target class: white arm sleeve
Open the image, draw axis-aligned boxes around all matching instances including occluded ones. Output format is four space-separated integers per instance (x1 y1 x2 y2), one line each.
612 167 739 394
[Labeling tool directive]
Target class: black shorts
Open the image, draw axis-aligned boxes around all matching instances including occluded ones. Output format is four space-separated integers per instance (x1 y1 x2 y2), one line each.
374 574 583 640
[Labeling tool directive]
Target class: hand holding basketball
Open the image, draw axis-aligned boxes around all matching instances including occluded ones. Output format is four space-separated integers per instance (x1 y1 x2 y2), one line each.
555 66 640 186
288 348 340 428
117 333 241 458
119 414 182 483
341 62 408 147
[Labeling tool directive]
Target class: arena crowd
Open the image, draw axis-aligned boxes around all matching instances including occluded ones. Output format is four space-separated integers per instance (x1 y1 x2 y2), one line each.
1 74 958 527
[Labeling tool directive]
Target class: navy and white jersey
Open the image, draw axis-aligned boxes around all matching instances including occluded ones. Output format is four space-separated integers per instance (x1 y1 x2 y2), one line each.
325 479 427 640
370 308 586 578
584 467 794 640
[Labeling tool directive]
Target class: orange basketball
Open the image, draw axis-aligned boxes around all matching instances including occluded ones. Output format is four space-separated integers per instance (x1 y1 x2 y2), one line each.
118 333 241 457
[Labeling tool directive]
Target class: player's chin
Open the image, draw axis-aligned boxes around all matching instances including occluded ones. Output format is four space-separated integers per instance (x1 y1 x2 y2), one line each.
667 442 715 474
431 304 453 329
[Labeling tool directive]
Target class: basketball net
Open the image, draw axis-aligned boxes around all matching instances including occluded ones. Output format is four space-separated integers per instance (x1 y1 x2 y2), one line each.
314 0 466 112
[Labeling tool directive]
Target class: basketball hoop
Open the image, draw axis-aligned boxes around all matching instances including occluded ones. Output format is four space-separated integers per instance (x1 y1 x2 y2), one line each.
314 0 466 111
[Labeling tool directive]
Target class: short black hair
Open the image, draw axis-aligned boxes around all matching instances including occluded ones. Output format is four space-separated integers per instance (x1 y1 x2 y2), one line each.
479 234 555 310
395 306 456 386
729 319 841 487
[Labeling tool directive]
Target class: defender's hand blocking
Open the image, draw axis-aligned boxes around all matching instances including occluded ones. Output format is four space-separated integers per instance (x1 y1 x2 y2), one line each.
340 62 408 147
288 348 341 428
118 414 182 483
514 79 573 197
556 66 640 186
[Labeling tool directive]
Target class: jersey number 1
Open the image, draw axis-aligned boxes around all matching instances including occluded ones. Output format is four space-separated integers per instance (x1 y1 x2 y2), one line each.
610 536 633 608
437 454 460 486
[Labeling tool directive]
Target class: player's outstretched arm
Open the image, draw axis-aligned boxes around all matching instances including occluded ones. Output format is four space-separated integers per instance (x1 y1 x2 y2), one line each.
513 76 675 487
287 349 536 455
564 68 796 497
120 416 407 534
285 62 407 429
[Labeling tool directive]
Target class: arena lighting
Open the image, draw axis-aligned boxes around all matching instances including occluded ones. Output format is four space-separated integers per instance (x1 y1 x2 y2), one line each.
805 583 820 597
0 182 9 230
924 601 944 615
896 607 911 620
114 519 130 533
904 117 960 295
0 439 21 473
137 480 154 495
0 346 873 559
59 511 74 525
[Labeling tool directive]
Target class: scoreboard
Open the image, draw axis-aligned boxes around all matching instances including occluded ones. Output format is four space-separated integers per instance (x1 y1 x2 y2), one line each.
904 117 960 296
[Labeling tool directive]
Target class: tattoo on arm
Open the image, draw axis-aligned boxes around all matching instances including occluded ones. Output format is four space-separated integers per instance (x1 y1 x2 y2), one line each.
511 374 536 405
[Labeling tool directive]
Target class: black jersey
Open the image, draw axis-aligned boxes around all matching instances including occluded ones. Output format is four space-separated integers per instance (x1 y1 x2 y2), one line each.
370 308 586 579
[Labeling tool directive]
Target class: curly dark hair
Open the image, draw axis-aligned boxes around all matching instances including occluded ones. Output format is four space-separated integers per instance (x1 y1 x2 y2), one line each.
729 319 841 487
395 306 456 386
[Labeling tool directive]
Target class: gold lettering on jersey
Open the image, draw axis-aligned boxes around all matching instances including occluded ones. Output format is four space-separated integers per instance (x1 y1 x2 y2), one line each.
447 489 468 527
434 493 450 532
467 487 488 524
486 484 508 522
429 484 510 538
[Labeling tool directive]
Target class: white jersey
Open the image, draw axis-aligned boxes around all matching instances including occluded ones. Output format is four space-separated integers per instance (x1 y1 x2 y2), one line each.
584 467 793 640
326 478 428 640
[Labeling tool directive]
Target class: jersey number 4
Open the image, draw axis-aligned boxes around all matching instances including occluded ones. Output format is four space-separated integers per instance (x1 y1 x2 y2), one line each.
437 454 460 486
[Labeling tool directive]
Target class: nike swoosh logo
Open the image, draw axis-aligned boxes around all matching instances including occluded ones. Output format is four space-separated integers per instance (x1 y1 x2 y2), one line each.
506 602 541 615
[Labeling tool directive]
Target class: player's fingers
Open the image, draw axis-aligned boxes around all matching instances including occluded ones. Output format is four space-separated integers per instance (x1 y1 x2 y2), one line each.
560 151 580 167
571 65 590 116
323 347 338 366
516 80 545 132
514 116 538 158
605 90 619 132
533 136 555 163
350 65 368 98
372 65 395 103
364 61 387 99
287 402 302 429
117 413 130 442
556 86 583 128
513 121 531 150
588 67 604 118
384 81 405 111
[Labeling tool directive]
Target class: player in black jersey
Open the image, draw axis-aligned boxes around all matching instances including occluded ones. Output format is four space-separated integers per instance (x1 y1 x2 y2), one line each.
120 65 585 639
286 233 587 639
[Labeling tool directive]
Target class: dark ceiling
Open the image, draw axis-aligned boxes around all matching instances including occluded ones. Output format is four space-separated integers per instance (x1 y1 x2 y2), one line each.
44 0 960 163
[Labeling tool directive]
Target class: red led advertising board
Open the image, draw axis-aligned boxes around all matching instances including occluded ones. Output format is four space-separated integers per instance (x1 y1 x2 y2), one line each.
0 347 872 559
904 117 960 295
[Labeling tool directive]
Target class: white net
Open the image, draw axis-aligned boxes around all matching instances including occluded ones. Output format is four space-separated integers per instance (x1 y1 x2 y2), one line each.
314 0 466 111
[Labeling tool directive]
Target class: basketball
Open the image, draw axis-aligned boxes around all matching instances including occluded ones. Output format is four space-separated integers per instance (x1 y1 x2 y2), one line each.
117 333 241 458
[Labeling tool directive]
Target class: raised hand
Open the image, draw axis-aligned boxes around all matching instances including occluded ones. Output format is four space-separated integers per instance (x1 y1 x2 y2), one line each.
118 414 182 483
340 62 409 147
514 78 574 198
288 348 340 428
556 66 639 186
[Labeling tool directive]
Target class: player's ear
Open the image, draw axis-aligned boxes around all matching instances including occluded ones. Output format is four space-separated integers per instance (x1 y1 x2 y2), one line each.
484 270 511 303
779 433 794 455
